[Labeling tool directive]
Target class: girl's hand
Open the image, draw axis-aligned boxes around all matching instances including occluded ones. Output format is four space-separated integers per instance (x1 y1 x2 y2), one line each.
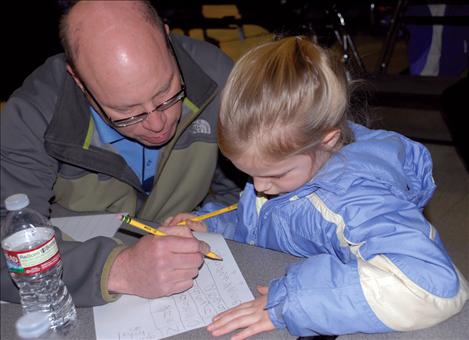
207 286 275 339
162 213 208 232
162 213 197 226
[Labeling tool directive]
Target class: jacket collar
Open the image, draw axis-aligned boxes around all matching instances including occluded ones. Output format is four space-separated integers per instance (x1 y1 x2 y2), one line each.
170 33 218 111
44 35 218 191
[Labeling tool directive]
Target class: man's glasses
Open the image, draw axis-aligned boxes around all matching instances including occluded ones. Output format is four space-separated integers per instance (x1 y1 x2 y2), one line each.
105 85 185 127
84 36 186 128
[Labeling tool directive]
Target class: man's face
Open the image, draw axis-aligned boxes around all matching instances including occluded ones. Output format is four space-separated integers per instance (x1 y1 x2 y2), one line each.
87 51 183 147
73 26 184 147
66 1 186 147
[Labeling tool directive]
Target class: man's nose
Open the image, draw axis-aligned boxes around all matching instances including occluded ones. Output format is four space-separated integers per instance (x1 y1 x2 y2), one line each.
253 177 271 193
141 109 166 131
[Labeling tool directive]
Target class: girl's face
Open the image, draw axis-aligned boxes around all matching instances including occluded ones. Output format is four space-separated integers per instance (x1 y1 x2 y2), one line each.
230 149 331 196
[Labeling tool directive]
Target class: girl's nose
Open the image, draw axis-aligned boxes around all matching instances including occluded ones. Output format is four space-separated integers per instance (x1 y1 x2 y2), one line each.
253 177 272 193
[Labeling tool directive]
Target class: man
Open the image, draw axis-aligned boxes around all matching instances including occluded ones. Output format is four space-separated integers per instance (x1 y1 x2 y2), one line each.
1 0 242 306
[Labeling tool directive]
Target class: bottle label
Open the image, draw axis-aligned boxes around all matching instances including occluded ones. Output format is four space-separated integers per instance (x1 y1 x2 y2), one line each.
3 235 61 276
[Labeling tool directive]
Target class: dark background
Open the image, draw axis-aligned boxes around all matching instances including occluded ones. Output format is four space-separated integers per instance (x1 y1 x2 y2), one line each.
2 1 63 101
1 0 377 101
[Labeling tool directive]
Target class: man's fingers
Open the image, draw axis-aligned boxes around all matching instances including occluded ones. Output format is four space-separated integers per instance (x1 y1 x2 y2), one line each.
108 234 206 298
198 240 210 256
161 252 205 270
152 233 211 260
165 233 211 257
145 275 196 298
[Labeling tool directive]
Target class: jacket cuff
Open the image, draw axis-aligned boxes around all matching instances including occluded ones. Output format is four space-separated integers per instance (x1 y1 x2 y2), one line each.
266 278 288 329
100 241 127 303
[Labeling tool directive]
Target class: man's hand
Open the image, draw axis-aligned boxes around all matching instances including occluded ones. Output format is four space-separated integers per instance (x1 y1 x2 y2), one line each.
207 286 276 339
107 226 209 298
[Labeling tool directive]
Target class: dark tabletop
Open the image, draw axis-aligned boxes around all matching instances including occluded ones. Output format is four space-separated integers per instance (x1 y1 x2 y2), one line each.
2 224 468 340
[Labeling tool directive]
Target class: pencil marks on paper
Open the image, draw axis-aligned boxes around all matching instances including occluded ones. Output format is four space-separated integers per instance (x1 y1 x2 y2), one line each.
94 233 254 340
146 262 235 337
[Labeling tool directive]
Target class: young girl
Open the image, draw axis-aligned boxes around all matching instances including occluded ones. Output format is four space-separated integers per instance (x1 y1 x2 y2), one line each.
166 36 468 339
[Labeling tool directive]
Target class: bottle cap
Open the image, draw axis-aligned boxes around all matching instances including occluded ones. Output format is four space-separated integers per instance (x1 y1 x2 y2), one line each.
5 193 30 211
16 311 51 339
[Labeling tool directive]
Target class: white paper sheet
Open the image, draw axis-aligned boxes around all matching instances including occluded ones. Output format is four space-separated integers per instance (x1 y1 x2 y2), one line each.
93 232 254 340
50 213 124 242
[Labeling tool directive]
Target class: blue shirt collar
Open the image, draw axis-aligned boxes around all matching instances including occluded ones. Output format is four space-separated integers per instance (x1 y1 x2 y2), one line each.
90 106 125 144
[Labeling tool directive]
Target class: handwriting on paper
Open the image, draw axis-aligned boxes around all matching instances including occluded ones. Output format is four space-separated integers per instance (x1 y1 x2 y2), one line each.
94 233 254 340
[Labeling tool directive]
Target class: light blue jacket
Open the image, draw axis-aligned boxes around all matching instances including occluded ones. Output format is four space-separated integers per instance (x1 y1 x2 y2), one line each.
202 123 468 336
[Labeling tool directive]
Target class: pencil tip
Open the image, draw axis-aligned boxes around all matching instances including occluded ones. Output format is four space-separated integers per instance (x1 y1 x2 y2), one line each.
207 253 223 261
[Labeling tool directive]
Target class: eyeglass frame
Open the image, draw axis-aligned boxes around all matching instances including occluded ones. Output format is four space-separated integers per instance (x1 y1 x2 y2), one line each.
82 35 186 128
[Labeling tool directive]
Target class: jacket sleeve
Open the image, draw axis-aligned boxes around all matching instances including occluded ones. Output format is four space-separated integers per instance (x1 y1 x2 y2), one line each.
1 56 64 218
195 200 240 240
265 188 468 336
0 56 127 307
1 226 125 307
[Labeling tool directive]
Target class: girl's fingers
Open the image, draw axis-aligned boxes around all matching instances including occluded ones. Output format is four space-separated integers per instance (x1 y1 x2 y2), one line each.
186 220 208 232
212 300 255 322
208 293 270 337
210 312 259 337
257 285 268 295
161 216 174 227
163 213 199 226
231 321 271 340
159 225 193 237
209 305 253 331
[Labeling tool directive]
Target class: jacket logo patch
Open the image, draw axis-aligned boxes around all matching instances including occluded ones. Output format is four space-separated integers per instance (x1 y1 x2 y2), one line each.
190 119 211 135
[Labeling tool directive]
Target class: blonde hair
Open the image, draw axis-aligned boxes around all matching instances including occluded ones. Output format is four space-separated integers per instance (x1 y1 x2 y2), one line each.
218 36 353 161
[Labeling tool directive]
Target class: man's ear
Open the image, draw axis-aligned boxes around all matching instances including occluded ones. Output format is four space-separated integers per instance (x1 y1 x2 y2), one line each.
66 64 85 92
321 129 341 151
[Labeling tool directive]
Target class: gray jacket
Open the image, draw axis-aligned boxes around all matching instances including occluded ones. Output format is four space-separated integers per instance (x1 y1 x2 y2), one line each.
1 34 242 306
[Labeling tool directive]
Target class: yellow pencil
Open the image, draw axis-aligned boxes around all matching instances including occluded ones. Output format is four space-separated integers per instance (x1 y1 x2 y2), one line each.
177 203 238 225
120 215 222 260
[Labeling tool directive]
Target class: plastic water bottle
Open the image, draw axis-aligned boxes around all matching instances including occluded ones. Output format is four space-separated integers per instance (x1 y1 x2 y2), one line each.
16 311 52 339
1 193 77 330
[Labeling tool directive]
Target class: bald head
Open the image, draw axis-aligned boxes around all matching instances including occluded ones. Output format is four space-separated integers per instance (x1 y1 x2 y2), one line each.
62 1 177 108
60 0 164 67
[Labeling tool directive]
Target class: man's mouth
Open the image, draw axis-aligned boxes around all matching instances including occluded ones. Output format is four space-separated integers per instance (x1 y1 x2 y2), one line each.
141 127 173 145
